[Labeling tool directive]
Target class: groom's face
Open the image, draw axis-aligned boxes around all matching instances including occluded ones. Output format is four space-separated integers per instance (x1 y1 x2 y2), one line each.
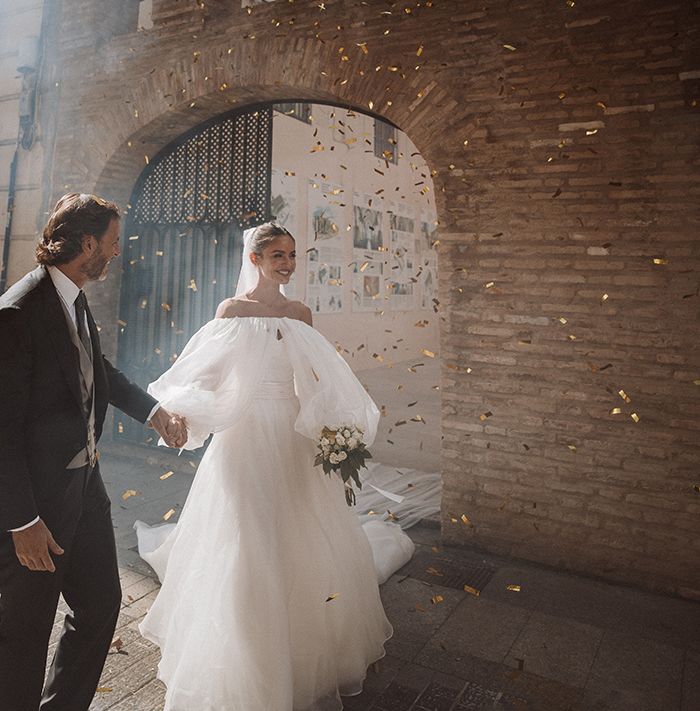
83 217 121 281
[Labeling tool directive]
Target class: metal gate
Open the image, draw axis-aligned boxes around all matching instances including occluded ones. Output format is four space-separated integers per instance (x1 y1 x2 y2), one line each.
115 105 273 444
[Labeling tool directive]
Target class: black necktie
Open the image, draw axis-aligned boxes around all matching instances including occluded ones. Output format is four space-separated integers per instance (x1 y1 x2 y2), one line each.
74 291 92 359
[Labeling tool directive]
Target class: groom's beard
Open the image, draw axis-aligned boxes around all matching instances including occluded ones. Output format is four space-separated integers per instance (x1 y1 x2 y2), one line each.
83 253 111 281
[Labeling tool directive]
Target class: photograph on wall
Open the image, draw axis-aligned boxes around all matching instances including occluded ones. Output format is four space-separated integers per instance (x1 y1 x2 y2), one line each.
351 253 384 312
353 192 384 252
420 255 438 310
387 203 416 311
306 181 345 313
271 169 300 299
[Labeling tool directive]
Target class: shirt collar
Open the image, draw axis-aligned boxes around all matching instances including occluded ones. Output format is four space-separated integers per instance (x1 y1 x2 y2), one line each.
47 265 81 306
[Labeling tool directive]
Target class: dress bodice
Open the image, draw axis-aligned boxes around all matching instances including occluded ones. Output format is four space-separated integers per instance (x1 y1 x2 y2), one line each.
255 334 295 400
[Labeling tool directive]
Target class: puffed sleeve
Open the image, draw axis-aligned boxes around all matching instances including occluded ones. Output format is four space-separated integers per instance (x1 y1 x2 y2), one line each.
281 319 380 447
147 318 271 449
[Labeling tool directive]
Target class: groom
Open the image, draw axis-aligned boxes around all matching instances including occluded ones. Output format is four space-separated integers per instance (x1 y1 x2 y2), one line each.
0 193 187 710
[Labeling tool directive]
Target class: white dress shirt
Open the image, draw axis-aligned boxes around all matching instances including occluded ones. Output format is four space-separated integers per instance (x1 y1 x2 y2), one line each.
9 266 159 532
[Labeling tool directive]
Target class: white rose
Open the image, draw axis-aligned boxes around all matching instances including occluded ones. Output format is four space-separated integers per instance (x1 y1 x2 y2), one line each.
335 434 346 446
337 451 347 461
343 429 351 438
321 437 330 446
347 437 358 450
329 452 339 464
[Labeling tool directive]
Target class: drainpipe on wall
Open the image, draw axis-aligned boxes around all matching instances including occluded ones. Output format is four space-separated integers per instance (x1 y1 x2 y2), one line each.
0 147 19 294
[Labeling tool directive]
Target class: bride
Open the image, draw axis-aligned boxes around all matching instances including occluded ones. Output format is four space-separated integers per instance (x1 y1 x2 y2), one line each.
136 222 401 711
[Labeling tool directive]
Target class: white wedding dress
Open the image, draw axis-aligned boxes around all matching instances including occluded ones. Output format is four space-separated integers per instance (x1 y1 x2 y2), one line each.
136 316 403 711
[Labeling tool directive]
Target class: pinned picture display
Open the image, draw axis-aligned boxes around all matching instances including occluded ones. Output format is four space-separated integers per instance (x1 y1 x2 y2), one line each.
351 253 385 312
353 193 384 252
306 180 346 313
388 204 416 311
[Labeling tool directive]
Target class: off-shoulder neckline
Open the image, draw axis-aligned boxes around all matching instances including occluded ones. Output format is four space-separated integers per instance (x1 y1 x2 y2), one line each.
214 315 310 325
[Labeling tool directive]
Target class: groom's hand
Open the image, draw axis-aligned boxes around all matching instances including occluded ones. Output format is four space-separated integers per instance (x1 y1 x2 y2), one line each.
150 407 188 448
12 519 64 573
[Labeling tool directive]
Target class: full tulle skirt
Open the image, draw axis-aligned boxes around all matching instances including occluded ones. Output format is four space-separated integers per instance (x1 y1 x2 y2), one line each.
138 394 393 711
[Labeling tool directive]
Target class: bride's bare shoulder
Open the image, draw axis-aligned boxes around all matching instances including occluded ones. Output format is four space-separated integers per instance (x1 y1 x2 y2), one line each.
288 300 313 327
215 297 247 319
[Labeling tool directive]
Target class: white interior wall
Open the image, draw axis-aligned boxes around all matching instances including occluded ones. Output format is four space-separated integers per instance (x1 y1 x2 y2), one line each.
271 104 440 371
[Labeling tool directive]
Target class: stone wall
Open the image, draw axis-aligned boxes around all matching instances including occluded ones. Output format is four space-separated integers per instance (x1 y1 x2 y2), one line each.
4 0 699 596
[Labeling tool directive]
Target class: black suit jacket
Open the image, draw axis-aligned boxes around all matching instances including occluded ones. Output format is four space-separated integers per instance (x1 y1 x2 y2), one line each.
0 266 157 530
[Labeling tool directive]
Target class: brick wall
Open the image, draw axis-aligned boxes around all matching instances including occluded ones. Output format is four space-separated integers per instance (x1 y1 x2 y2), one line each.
40 0 700 596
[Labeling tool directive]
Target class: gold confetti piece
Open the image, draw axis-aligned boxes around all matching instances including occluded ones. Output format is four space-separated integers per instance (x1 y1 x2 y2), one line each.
558 91 566 100
426 566 443 576
479 411 493 421
567 334 577 341
386 510 400 522
325 593 339 602
163 508 176 521
117 421 124 434
567 444 577 452
155 250 164 256
586 129 598 135
464 585 480 597
416 45 424 56
461 514 471 525
652 258 668 265
485 281 495 288
421 349 436 358
128 234 139 241
188 279 198 291
630 412 640 423
503 44 517 51
558 316 568 324
693 485 700 494
450 515 459 523
609 407 622 415
431 595 444 605
144 155 149 164
96 688 113 693
506 585 521 592
601 293 609 301
160 470 174 481
694 379 700 385
618 389 631 403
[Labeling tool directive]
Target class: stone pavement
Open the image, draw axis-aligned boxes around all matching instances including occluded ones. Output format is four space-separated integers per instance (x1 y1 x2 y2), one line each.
68 517 700 711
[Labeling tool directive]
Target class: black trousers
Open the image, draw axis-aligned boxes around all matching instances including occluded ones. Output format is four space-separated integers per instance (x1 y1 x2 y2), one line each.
0 464 122 711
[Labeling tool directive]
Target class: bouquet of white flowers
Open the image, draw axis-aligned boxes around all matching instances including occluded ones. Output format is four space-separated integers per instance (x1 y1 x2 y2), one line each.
315 424 372 506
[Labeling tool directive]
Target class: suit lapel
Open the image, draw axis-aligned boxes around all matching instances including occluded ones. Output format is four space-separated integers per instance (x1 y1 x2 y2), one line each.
39 270 84 413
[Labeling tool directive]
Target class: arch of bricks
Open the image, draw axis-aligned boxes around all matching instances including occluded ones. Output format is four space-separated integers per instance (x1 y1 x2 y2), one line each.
46 0 700 597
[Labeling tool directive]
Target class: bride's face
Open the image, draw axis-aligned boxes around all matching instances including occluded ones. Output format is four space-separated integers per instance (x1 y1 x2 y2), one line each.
252 235 296 286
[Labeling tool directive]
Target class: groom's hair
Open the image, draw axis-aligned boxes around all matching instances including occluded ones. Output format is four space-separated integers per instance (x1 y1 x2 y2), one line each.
36 193 120 266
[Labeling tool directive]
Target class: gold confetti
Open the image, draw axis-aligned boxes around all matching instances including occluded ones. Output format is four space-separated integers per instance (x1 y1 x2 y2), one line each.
609 407 622 415
163 508 176 521
461 514 471 525
558 316 568 324
464 585 480 597
479 411 493 421
601 293 609 301
117 422 124 434
567 334 577 341
693 485 700 494
485 281 495 288
652 258 668 265
450 515 459 523
421 349 436 358
325 593 339 602
160 470 174 480
426 566 443 576
121 489 139 501
431 595 444 605
503 44 517 51
586 129 598 135
144 155 149 164
161 303 171 312
506 585 521 592
416 45 424 56
567 444 577 452
96 688 113 693
694 379 700 386
630 412 640 423
188 279 198 291
618 389 631 403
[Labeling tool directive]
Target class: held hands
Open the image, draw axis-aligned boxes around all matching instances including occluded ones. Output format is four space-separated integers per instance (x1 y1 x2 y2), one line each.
149 407 188 448
12 519 64 573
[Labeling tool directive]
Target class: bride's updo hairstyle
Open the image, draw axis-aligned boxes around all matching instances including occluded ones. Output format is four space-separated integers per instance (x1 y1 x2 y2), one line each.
249 222 294 260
